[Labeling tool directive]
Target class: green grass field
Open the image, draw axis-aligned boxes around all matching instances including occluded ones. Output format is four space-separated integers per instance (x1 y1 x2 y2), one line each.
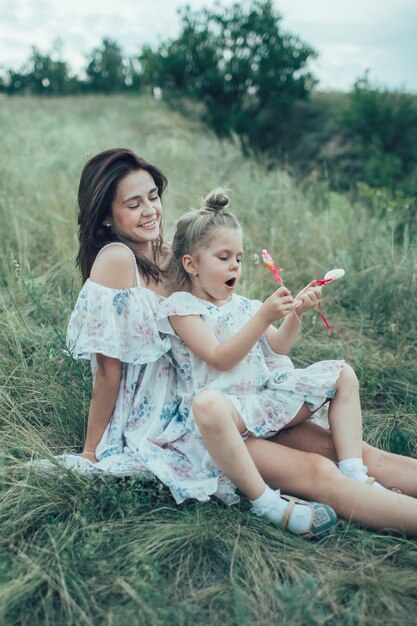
0 94 416 625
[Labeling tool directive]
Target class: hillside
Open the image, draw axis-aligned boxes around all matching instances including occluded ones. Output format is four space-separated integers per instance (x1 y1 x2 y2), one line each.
0 94 416 625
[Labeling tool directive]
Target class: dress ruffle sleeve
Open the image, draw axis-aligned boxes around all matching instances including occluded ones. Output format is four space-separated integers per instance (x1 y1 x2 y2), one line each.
157 291 208 335
66 279 170 364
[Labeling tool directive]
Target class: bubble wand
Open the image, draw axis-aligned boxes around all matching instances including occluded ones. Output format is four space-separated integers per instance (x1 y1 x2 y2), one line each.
261 249 345 332
314 268 345 331
261 250 285 285
261 249 302 327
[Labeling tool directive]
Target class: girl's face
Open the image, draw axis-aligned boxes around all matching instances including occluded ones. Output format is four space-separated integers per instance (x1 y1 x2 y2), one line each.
187 227 243 305
106 169 162 253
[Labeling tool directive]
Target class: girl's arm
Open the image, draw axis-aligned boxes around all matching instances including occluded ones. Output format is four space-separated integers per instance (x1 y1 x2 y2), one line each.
169 287 294 372
265 281 322 354
82 354 122 461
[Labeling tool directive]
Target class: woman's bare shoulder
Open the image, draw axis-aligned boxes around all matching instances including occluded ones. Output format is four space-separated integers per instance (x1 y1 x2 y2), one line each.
90 244 137 289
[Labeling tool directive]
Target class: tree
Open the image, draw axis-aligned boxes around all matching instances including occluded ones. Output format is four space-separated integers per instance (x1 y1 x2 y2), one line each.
85 38 132 93
344 74 417 191
3 40 75 95
140 0 316 150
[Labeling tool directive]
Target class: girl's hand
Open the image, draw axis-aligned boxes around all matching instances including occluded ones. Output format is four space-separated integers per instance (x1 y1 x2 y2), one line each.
260 286 295 324
294 281 322 315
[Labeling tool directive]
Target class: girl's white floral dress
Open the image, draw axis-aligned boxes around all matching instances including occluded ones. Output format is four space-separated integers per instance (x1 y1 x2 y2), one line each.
150 291 345 502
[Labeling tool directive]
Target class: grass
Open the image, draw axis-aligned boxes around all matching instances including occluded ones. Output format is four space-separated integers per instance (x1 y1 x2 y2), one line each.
0 94 417 625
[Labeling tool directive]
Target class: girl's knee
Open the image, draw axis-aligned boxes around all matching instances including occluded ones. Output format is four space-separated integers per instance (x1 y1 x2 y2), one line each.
337 363 359 392
192 390 226 431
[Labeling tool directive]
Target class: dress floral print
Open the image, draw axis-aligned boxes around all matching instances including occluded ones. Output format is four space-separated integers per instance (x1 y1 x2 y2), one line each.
148 291 345 502
36 244 235 504
36 244 344 507
55 278 178 479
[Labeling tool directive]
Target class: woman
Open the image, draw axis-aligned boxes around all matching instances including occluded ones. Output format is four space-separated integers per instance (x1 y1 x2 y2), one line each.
65 148 178 482
66 147 417 536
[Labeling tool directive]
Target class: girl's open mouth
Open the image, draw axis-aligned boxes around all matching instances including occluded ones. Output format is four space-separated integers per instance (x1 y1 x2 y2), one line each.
225 277 237 288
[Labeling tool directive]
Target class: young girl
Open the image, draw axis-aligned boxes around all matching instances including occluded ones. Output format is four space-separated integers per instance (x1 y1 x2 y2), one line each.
154 188 417 537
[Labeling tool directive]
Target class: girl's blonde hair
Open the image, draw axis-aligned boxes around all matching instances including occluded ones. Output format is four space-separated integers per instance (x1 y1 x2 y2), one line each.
171 188 242 289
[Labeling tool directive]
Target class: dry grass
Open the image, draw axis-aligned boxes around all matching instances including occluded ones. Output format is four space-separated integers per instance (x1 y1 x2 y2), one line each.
0 94 416 625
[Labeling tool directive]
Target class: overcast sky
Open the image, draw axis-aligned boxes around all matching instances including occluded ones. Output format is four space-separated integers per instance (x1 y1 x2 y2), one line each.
1 0 416 91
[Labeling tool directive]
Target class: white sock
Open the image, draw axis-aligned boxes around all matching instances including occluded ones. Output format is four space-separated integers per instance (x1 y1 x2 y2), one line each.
338 457 385 489
250 485 313 534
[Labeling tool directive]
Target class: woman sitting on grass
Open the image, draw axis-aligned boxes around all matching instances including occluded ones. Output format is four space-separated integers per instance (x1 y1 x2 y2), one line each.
67 148 417 537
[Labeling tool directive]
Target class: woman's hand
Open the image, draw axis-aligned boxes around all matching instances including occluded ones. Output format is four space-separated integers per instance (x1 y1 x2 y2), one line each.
294 281 322 315
260 286 295 324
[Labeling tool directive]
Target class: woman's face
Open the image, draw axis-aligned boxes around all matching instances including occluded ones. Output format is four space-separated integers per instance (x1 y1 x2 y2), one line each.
106 169 163 251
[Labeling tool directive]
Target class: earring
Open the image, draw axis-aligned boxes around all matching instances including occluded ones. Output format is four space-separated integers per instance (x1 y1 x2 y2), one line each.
193 273 198 277
105 223 112 227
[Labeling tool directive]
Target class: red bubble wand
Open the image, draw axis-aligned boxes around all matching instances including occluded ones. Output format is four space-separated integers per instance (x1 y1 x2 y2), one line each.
261 249 345 332
261 249 302 327
261 250 285 285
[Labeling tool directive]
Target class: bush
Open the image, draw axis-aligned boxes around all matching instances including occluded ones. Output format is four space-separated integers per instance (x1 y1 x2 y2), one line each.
140 0 316 151
343 74 417 194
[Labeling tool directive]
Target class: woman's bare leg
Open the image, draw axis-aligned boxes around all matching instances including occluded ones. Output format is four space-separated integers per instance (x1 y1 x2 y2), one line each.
245 436 417 535
277 421 417 497
193 391 417 533
363 444 417 496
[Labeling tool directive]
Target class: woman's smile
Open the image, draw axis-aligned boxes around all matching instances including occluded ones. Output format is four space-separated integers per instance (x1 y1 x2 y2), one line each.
138 218 158 230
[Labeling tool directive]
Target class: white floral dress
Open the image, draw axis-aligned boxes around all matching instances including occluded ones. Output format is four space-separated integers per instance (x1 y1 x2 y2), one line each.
43 243 229 505
149 291 345 503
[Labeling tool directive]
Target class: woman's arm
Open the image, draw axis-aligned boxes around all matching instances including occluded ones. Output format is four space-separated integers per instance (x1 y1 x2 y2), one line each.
264 282 322 354
169 287 294 372
81 245 137 461
82 354 122 461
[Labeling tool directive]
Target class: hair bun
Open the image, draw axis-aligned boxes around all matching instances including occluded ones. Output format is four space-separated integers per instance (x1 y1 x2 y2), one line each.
202 188 229 214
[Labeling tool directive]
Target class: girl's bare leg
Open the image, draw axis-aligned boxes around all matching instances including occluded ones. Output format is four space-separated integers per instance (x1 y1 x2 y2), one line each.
193 390 337 535
278 421 417 497
192 391 266 500
245 436 417 535
326 364 363 460
283 364 364 461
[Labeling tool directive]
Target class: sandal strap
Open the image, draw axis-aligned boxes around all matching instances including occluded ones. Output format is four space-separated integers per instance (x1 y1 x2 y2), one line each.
280 495 297 530
279 494 312 531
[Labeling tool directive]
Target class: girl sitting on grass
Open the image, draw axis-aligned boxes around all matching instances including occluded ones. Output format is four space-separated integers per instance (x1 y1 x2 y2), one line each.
154 188 417 537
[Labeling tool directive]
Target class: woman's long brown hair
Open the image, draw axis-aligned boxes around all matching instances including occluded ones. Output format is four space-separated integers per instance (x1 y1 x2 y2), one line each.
76 148 168 284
